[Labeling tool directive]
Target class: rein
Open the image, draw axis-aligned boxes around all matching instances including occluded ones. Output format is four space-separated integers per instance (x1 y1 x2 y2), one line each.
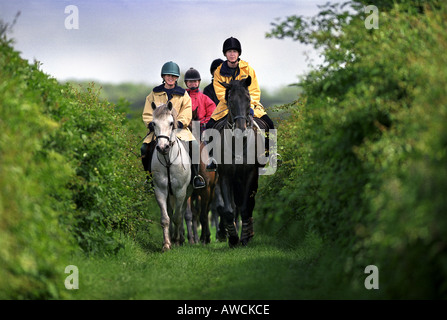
227 106 253 131
156 135 184 196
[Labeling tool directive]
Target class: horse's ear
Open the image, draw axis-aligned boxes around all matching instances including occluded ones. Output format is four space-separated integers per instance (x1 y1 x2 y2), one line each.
167 101 173 111
243 76 252 88
151 102 157 110
219 81 231 89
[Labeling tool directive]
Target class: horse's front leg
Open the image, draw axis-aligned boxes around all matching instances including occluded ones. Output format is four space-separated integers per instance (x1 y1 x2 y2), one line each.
219 174 239 247
155 190 171 251
213 183 227 242
184 197 195 244
172 193 188 246
199 194 211 244
240 169 258 246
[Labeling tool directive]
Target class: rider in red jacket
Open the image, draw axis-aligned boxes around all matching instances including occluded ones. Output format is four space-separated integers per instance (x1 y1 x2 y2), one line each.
184 67 216 134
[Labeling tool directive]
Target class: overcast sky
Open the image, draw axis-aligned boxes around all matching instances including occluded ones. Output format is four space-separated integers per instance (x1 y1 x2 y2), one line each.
1 0 327 90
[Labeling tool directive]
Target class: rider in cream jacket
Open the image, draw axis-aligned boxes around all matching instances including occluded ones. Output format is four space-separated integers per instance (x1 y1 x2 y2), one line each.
141 61 205 189
142 84 194 144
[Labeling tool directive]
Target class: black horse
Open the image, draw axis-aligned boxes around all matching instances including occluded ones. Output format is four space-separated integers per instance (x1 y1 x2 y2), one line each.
205 76 268 247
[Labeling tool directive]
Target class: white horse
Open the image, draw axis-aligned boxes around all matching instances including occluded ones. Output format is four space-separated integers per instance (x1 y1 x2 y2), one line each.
150 101 192 251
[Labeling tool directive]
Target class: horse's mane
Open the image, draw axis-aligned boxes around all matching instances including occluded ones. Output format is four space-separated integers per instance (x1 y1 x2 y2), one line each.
153 103 178 129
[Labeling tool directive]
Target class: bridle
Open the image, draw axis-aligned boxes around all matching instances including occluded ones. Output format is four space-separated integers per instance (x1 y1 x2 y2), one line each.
155 134 175 147
155 129 184 196
226 95 253 131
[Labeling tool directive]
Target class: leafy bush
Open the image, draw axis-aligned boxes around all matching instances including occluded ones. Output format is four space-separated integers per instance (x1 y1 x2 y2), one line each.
257 1 447 298
1 29 151 298
47 82 149 254
0 35 74 298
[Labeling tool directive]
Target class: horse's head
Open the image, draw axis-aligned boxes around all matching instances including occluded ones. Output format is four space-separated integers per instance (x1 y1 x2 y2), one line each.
220 76 252 133
151 101 178 155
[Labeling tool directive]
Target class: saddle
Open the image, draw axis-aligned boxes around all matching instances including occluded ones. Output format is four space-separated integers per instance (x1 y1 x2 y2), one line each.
210 115 269 132
211 115 229 132
253 117 269 131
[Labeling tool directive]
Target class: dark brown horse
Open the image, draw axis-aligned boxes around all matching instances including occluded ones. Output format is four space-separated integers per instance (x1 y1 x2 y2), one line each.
184 108 218 244
185 141 217 244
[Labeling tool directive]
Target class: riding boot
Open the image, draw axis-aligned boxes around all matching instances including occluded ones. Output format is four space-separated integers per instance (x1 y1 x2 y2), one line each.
204 120 218 172
188 139 206 189
205 146 218 172
141 143 150 172
206 157 218 172
141 142 156 193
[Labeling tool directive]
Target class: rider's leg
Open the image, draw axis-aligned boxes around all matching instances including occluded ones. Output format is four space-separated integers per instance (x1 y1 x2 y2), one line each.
260 114 282 167
205 120 218 171
141 141 156 191
205 143 218 172
141 143 150 172
189 139 206 189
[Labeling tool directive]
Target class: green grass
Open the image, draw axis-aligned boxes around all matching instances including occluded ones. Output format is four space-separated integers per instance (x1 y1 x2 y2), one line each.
64 221 380 300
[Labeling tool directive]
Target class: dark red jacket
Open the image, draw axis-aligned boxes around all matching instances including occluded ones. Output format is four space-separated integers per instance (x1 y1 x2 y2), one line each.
187 88 216 125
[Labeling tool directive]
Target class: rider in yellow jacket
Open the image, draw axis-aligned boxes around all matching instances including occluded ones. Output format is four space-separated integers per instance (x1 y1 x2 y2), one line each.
205 37 280 171
211 58 267 121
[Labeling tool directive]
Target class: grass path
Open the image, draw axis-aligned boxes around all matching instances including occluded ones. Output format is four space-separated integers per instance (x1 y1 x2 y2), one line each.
66 230 328 300
65 225 375 300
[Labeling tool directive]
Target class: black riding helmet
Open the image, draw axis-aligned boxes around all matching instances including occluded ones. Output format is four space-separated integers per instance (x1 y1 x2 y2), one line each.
222 37 242 56
210 58 224 76
184 67 201 81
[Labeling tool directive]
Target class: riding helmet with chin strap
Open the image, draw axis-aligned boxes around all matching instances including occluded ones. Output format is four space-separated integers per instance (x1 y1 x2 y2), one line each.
184 67 201 81
161 61 180 77
222 37 242 56
184 67 201 90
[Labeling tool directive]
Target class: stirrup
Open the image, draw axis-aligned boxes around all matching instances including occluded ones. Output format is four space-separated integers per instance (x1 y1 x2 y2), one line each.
193 175 206 189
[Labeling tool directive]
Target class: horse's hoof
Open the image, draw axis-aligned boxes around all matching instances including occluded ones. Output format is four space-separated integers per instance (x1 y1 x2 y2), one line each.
216 231 227 242
162 244 171 252
201 237 211 245
240 237 252 246
228 235 239 248
241 218 254 246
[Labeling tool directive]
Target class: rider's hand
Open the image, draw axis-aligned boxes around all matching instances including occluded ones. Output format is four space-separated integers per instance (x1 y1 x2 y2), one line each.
249 108 254 116
148 122 155 132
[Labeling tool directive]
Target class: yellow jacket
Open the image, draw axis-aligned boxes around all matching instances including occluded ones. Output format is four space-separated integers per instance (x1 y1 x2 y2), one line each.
211 59 266 121
142 84 194 143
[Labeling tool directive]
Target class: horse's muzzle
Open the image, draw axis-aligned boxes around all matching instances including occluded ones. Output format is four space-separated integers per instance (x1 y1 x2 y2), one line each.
234 128 245 140
156 144 170 155
234 117 247 133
